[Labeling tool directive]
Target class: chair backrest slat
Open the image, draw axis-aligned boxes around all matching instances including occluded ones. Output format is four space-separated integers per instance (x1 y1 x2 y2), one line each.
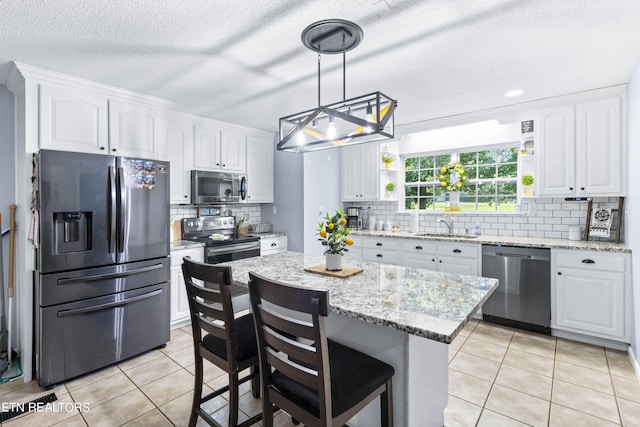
195 312 227 340
261 323 317 367
265 347 319 390
258 303 316 341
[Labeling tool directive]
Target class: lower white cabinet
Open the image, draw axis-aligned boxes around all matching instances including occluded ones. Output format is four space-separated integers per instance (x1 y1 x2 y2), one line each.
362 236 399 265
343 235 362 261
551 249 630 342
435 242 481 276
170 246 203 329
400 239 437 270
260 236 288 256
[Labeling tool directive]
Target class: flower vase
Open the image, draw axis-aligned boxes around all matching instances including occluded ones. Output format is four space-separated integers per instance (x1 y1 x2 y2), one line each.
445 191 461 212
325 253 342 271
523 185 534 197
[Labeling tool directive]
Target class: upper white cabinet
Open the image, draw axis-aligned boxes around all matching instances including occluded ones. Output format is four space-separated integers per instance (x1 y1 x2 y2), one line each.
166 117 194 204
536 97 623 197
342 144 379 201
246 135 274 202
193 125 247 173
551 249 630 342
109 99 163 159
39 84 109 154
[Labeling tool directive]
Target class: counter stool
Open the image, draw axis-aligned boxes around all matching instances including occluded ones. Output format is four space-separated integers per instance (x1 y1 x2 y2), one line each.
181 257 261 427
248 272 394 427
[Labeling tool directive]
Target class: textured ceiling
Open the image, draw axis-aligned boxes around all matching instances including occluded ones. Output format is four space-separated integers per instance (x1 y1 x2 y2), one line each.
1 0 640 132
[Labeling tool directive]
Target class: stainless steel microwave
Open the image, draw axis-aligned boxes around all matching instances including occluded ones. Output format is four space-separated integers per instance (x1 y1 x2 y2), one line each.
191 170 247 204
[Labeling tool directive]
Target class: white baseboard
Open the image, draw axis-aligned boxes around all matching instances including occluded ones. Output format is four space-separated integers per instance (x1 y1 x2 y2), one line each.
552 329 629 351
629 346 640 384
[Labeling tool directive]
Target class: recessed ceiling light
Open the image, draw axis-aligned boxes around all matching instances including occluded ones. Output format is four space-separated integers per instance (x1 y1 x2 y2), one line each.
505 89 525 97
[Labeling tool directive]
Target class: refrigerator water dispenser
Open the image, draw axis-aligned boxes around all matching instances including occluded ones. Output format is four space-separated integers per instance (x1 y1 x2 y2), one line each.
54 212 92 253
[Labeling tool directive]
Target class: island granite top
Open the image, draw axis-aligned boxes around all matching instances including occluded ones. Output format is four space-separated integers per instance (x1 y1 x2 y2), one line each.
220 251 498 344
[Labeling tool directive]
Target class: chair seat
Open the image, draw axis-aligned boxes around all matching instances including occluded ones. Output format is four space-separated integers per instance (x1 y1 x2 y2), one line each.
202 313 258 363
271 339 394 418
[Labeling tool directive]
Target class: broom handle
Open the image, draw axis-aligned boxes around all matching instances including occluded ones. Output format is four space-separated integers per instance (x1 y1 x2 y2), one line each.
8 204 16 298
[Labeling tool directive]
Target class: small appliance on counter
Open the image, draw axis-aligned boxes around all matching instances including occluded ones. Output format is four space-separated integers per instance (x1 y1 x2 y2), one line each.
345 207 362 229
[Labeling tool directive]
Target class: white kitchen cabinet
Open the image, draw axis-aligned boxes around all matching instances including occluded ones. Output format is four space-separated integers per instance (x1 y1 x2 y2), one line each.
536 97 623 197
246 135 274 202
400 239 437 270
551 249 630 342
193 125 247 172
166 118 194 204
39 83 109 154
170 246 203 328
342 144 379 201
109 99 164 159
361 236 399 264
260 235 288 255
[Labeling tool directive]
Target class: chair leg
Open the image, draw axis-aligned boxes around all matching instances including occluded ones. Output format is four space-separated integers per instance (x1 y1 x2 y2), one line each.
251 365 260 398
262 393 274 427
229 371 239 427
380 379 393 427
189 355 204 427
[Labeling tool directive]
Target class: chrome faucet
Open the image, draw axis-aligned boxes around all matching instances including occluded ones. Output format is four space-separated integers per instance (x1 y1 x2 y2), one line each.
437 216 454 234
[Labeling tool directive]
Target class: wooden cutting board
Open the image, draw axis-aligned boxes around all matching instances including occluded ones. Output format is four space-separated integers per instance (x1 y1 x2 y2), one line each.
304 264 364 278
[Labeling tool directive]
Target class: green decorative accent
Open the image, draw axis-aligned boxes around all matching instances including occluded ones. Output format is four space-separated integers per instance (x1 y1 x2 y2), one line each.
385 183 395 192
521 175 534 186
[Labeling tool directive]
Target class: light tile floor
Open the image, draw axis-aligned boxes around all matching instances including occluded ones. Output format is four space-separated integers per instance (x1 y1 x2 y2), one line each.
447 319 640 426
1 321 639 426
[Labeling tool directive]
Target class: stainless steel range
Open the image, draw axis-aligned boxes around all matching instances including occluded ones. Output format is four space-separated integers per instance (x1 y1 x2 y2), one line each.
181 216 261 264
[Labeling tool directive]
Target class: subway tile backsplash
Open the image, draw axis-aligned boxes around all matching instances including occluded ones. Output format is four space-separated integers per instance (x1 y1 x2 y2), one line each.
346 197 624 242
170 204 262 227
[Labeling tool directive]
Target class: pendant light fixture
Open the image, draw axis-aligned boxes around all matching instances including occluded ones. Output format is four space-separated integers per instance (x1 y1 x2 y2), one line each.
277 19 397 153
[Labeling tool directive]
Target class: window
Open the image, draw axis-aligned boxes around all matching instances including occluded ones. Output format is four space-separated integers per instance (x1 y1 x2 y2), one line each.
403 145 519 212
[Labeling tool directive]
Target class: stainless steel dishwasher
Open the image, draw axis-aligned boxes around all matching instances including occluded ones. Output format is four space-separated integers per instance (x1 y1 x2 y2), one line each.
481 245 551 335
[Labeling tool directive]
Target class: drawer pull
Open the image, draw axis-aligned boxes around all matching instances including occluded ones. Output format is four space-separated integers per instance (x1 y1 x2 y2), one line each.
453 249 462 253
271 243 277 247
432 258 435 262
376 242 383 247
581 259 595 264
439 260 443 263
376 254 383 258
415 245 423 250
557 272 562 275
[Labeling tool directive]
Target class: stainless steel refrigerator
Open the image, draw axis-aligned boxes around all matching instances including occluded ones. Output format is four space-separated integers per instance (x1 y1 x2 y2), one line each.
34 149 171 387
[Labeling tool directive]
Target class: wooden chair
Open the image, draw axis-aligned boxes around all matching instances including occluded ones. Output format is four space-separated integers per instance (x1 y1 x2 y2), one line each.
181 257 261 427
248 272 395 427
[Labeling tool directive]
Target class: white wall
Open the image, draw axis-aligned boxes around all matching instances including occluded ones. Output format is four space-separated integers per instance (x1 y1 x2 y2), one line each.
0 85 16 355
626 62 640 372
261 146 305 253
303 149 342 255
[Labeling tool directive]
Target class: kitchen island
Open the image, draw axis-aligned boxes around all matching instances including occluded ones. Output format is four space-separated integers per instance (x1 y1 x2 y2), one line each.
221 251 498 427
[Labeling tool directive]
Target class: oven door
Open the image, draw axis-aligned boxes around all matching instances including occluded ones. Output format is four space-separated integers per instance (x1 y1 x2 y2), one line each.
205 241 261 264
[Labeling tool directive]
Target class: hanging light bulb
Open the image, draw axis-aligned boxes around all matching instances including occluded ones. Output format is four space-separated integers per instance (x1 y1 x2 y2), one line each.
365 103 373 134
296 129 305 145
327 115 337 140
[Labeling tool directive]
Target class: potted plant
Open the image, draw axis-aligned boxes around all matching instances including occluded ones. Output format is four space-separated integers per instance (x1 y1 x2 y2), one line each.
316 209 354 271
385 182 395 199
381 154 395 169
521 175 534 197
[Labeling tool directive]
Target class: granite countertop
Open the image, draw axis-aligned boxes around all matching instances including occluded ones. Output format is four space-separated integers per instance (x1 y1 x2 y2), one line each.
220 252 498 344
170 240 205 251
351 230 631 253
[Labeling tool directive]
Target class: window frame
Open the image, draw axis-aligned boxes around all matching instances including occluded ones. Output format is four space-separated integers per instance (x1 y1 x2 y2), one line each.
401 142 521 213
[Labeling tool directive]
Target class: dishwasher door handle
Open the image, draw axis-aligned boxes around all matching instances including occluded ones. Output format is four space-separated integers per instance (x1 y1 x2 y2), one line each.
494 252 532 259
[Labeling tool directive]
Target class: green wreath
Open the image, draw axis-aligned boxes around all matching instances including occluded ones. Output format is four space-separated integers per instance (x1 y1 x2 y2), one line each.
439 163 468 191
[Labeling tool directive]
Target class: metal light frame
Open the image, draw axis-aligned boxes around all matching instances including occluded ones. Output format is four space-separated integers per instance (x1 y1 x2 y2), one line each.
277 19 397 153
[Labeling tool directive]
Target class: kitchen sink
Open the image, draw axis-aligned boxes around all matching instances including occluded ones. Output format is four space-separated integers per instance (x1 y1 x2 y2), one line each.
414 232 478 239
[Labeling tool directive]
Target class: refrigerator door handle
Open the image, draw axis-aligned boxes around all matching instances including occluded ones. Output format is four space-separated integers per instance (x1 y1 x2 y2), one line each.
117 166 126 253
108 166 117 253
56 288 163 317
56 263 164 285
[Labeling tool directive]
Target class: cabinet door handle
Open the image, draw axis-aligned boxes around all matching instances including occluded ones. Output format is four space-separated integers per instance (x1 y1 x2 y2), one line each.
557 272 562 275
453 249 462 253
439 260 443 263
376 254 383 258
569 187 573 190
581 259 595 264
376 243 383 246
222 164 226 167
432 258 435 262
184 195 188 198
112 148 117 152
415 246 423 250
580 187 585 191
100 146 105 150
271 243 277 247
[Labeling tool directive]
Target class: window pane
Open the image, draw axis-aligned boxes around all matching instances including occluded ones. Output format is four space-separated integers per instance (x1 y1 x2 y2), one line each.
465 166 477 179
405 198 418 210
498 182 517 195
419 186 433 196
498 164 517 178
498 196 517 211
460 152 476 165
477 196 496 210
479 166 496 179
419 198 433 209
419 157 434 169
500 147 518 163
405 171 418 183
478 183 496 195
406 186 418 197
420 170 434 182
405 158 419 170
435 155 450 167
478 150 496 164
